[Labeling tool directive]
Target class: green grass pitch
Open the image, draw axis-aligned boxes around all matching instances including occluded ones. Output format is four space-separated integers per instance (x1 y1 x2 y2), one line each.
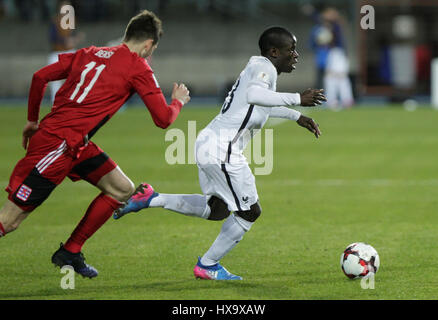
0 104 437 300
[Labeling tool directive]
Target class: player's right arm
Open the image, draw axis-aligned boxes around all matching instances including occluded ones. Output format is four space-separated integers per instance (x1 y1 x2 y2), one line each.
246 62 300 107
299 88 327 106
24 53 76 149
246 63 326 107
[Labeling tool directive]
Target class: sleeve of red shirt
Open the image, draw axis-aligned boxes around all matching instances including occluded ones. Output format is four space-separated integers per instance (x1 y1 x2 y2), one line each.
27 52 76 122
129 64 183 129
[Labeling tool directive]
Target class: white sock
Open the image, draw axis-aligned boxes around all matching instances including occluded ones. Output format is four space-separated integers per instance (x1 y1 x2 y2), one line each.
200 214 253 266
149 194 210 219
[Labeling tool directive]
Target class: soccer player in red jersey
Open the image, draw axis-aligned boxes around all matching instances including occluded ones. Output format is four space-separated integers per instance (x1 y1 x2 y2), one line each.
0 10 190 278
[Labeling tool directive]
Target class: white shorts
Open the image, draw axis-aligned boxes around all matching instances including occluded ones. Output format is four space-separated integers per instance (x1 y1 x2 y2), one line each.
197 160 259 212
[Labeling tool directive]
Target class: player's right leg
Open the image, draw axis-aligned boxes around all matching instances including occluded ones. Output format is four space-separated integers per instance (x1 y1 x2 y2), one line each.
0 200 30 237
3 129 99 278
2 129 69 234
113 186 231 221
113 165 232 221
113 184 231 221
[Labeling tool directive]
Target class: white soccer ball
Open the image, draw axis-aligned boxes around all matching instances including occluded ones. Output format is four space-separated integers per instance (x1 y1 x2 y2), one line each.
340 242 380 279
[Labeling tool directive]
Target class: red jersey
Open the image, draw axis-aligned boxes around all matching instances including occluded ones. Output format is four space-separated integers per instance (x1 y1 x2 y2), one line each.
28 44 183 149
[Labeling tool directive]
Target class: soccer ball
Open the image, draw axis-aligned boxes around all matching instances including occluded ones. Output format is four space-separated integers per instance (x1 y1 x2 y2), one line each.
340 242 380 279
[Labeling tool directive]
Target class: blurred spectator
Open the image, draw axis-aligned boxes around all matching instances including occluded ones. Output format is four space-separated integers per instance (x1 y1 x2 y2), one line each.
378 36 392 85
48 0 84 103
324 47 354 109
310 7 353 109
309 7 345 90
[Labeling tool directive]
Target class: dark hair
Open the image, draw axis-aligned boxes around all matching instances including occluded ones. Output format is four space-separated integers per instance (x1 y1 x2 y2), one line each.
258 26 293 55
123 10 163 44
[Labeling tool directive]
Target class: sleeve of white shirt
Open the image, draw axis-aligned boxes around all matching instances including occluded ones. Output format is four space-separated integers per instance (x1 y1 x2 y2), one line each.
269 106 301 121
246 62 301 107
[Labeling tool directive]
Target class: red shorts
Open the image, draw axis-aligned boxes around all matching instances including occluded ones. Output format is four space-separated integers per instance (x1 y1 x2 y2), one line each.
5 129 117 212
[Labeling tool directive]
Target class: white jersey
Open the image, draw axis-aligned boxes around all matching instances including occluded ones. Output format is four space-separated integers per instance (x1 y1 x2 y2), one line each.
196 56 300 164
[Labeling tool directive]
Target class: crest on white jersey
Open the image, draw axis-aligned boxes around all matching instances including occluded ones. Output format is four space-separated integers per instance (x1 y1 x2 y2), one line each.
257 71 271 85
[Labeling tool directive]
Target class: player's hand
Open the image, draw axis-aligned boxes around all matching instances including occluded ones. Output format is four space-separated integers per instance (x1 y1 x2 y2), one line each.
300 88 326 106
172 83 191 105
297 115 321 138
22 121 38 150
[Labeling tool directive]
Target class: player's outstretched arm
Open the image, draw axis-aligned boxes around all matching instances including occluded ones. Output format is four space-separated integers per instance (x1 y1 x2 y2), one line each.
247 85 301 107
300 89 327 106
297 115 321 138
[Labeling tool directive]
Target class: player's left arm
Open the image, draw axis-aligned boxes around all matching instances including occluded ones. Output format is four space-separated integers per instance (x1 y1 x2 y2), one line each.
269 106 301 121
269 107 321 138
296 115 321 139
131 69 190 129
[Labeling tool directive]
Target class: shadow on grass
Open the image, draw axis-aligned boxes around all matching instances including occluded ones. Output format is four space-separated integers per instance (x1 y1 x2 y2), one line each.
0 279 288 300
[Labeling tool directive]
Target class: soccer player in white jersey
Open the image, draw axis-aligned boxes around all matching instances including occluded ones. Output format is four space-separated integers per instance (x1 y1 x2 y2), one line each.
114 27 326 280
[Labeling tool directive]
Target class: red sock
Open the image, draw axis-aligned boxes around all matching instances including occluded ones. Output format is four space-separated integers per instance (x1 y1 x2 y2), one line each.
64 193 122 253
0 222 5 237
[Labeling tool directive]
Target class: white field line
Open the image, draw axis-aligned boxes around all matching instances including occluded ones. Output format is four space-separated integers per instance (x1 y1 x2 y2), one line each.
270 179 438 187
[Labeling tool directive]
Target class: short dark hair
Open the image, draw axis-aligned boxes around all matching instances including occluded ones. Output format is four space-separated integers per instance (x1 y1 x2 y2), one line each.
258 26 293 55
123 10 163 44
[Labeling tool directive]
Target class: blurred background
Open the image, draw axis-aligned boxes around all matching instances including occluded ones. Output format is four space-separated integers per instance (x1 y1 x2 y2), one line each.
0 0 438 108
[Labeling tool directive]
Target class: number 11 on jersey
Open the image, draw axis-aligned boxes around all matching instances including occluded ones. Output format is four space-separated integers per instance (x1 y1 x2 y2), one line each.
70 61 106 103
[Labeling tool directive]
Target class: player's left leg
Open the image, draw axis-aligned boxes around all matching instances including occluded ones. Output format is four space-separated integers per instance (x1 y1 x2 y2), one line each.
62 166 133 252
194 201 262 280
53 143 134 277
194 161 260 280
62 156 134 253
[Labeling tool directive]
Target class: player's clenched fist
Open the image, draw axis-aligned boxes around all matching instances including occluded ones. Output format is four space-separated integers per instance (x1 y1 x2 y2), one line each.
172 83 191 105
300 88 326 106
